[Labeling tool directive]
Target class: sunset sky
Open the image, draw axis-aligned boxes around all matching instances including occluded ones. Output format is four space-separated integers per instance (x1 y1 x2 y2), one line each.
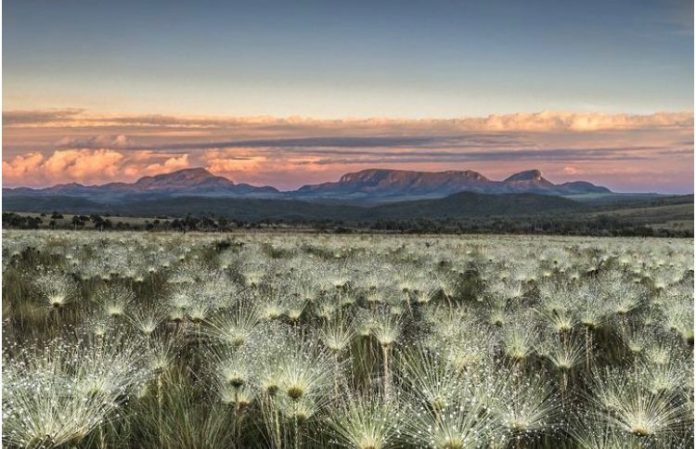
3 0 694 193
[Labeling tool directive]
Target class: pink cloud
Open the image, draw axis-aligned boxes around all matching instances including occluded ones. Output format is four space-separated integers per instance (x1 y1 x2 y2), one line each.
142 154 190 175
2 109 692 193
55 134 132 148
2 149 191 187
42 149 125 183
201 148 339 188
2 152 45 183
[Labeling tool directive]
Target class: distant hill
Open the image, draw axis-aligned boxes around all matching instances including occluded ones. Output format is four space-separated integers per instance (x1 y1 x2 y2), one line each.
4 191 691 236
368 191 581 219
295 169 496 198
3 168 279 201
2 191 584 222
294 168 610 200
3 167 611 204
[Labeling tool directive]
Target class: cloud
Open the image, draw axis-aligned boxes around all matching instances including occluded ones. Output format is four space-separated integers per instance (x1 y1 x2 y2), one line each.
474 111 693 132
4 149 126 185
55 134 132 149
2 109 692 193
201 144 663 167
2 149 191 187
41 149 125 183
96 111 694 132
78 136 446 150
141 154 190 176
4 109 692 133
200 148 335 187
201 149 290 184
2 152 46 182
2 108 84 126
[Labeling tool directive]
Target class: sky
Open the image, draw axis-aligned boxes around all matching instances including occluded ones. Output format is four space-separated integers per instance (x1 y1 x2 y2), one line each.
2 0 694 193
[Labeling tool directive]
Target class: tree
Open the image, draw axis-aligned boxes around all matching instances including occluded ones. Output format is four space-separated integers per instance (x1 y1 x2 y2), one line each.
183 214 199 232
217 216 229 231
90 214 106 231
170 219 185 233
71 215 83 230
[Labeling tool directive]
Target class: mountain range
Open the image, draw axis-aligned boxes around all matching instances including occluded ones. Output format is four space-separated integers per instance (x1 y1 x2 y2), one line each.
3 167 611 203
295 168 610 200
5 167 692 235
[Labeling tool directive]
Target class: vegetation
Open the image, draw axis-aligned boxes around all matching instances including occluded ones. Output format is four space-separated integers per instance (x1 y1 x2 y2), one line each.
2 193 693 237
2 231 693 449
3 208 693 237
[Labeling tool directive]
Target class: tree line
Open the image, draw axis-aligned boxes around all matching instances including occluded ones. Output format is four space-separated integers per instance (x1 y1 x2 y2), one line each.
2 211 691 237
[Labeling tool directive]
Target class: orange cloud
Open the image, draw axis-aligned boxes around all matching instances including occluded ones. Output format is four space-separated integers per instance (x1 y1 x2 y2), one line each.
142 154 190 175
475 111 693 132
2 152 45 183
42 149 125 182
203 149 267 174
2 149 191 186
200 148 341 186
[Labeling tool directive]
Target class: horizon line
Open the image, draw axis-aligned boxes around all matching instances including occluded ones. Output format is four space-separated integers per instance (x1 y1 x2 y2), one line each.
3 166 691 196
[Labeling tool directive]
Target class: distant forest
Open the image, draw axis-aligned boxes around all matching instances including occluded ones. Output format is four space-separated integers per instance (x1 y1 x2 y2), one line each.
3 211 691 237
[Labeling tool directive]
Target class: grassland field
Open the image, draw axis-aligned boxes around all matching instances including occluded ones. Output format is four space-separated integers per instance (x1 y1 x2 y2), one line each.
2 230 693 449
